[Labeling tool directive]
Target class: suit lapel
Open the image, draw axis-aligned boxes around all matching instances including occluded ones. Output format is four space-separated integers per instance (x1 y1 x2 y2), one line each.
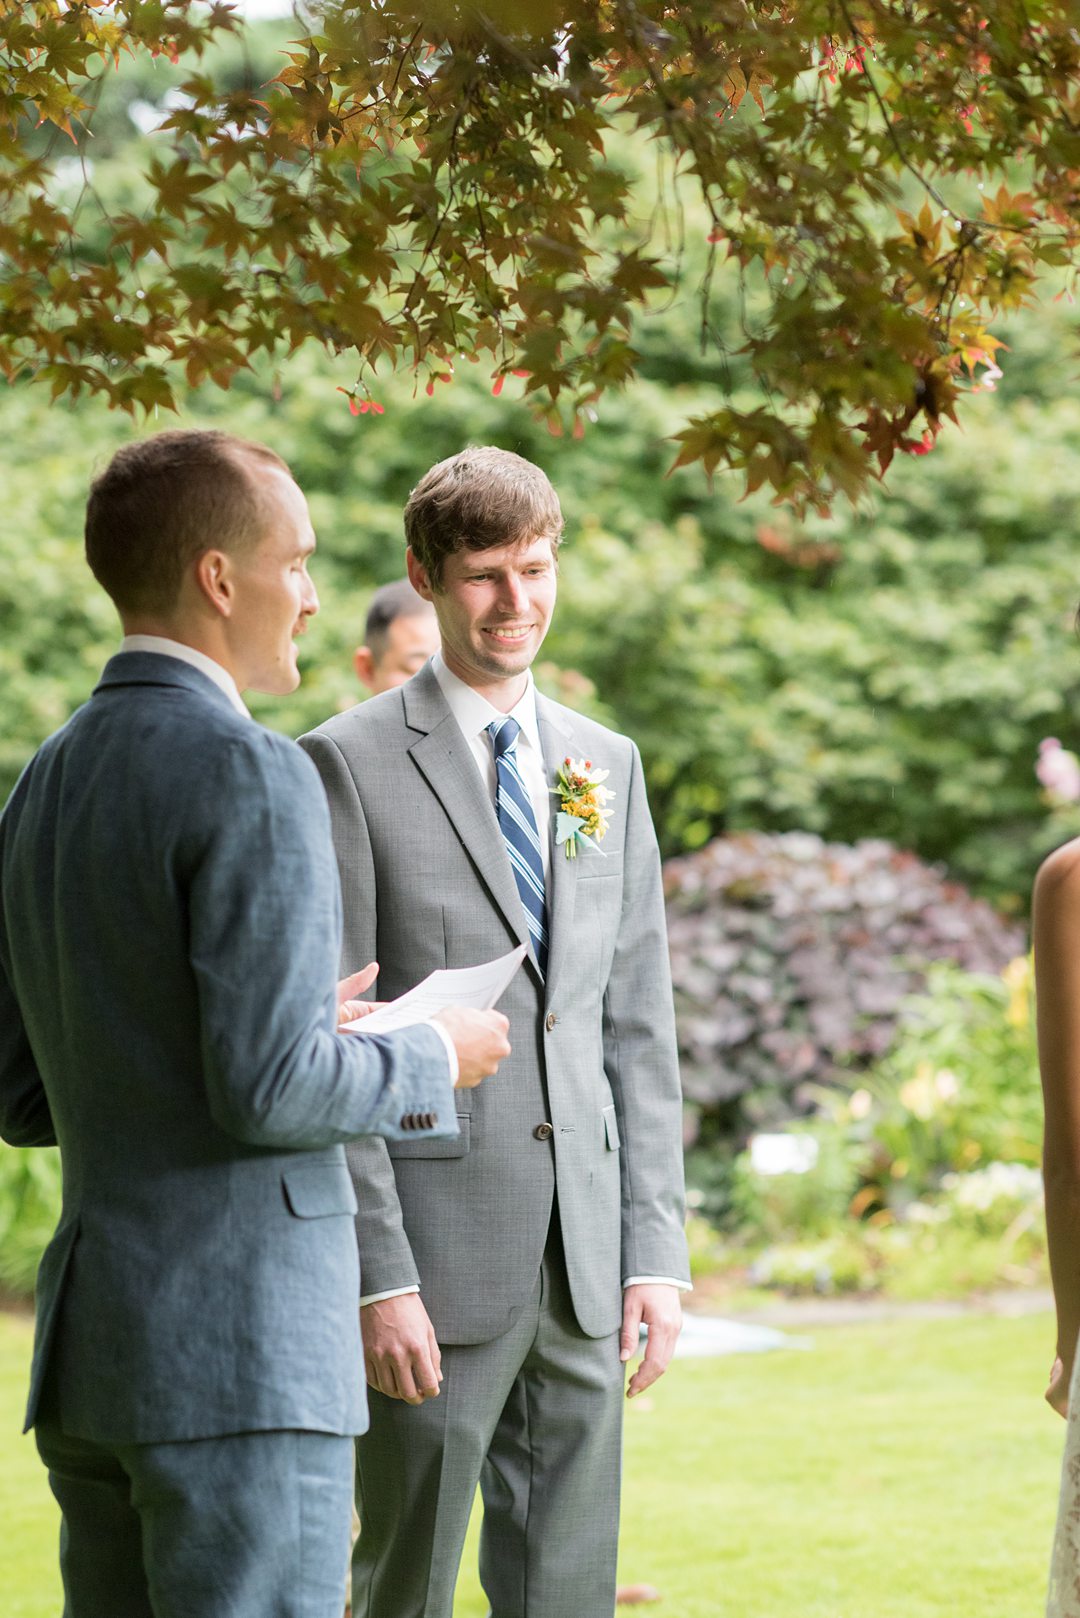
403 668 534 973
537 696 580 1002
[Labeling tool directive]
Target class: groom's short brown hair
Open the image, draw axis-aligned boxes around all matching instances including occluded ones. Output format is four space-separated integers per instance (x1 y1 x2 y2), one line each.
404 446 564 587
85 429 289 616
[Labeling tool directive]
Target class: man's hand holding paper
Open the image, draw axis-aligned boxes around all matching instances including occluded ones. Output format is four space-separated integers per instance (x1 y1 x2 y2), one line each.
336 962 382 1026
338 945 523 1090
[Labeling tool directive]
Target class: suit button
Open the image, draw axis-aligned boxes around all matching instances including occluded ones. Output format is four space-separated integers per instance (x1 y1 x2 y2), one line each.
533 1122 554 1141
545 1012 556 1031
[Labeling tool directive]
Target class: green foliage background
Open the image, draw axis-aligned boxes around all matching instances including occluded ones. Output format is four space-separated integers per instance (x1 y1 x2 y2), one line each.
3 15 1077 1304
6 296 1080 910
5 17 1080 920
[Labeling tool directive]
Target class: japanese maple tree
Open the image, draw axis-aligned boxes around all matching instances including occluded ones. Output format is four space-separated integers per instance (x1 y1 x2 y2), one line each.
2 0 1078 508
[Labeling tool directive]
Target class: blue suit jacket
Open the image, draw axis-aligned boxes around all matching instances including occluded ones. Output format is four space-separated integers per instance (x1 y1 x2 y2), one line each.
0 653 455 1444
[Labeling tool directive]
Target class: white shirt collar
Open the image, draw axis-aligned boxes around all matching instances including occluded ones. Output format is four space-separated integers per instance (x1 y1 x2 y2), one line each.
431 650 542 755
118 635 249 718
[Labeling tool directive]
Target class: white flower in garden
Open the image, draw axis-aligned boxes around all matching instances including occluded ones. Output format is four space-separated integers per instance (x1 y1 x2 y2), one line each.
848 1088 873 1120
749 1133 820 1176
942 1162 1043 1211
934 1068 960 1102
1036 737 1080 804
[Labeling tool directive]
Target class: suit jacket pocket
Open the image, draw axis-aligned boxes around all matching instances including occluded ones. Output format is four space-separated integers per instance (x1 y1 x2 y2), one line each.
602 1103 621 1150
388 1114 471 1160
576 864 623 883
282 1163 359 1218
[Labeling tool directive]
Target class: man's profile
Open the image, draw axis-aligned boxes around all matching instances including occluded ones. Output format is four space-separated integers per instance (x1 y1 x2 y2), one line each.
0 429 509 1618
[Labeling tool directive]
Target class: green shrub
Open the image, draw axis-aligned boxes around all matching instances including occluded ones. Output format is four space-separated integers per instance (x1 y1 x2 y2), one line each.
935 1162 1044 1236
747 1233 880 1296
844 957 1041 1213
705 957 1047 1300
8 286 1080 915
730 1129 863 1245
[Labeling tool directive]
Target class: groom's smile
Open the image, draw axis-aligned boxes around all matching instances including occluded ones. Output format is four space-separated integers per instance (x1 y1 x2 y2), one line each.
483 624 532 645
409 531 557 705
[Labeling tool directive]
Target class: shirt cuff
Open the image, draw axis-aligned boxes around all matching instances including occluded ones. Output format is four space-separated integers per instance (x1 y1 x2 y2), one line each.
426 1017 459 1087
623 1276 694 1292
359 1284 421 1308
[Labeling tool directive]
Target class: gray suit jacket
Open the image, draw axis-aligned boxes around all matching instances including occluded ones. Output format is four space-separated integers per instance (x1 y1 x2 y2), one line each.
300 663 689 1344
0 653 456 1444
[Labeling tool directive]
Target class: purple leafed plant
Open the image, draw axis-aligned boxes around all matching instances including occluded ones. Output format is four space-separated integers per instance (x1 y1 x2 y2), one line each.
664 832 1025 1143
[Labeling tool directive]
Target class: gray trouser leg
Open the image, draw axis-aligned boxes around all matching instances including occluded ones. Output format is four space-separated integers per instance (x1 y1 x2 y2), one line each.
352 1243 623 1618
36 1422 354 1618
478 1249 622 1618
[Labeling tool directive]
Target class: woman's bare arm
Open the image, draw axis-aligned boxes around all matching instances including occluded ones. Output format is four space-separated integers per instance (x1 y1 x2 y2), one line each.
1034 839 1080 1414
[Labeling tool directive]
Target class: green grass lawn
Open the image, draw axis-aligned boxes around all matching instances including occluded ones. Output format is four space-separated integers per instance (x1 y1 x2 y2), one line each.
1 1308 1066 1617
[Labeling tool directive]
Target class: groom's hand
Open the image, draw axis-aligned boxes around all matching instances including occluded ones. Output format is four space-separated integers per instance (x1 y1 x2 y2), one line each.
361 1293 442 1405
336 962 381 1026
621 1284 682 1399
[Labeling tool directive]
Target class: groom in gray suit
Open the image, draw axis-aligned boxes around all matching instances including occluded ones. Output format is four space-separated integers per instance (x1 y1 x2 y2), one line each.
0 430 510 1618
301 446 690 1618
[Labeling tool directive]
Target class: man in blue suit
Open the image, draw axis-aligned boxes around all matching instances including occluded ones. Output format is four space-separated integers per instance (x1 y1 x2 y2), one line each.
0 430 510 1618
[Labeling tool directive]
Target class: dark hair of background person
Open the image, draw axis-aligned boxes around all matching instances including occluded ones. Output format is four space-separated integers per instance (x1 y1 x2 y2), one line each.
364 578 435 661
85 429 289 617
404 445 564 588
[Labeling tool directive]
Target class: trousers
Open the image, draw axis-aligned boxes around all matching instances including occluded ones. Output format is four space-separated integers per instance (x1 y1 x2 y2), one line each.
352 1234 624 1618
35 1420 354 1618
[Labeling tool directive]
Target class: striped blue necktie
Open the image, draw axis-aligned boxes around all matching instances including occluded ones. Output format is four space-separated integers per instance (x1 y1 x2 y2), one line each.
488 716 548 976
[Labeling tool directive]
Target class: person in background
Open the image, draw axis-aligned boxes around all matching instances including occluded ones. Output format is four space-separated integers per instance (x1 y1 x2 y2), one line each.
354 577 440 695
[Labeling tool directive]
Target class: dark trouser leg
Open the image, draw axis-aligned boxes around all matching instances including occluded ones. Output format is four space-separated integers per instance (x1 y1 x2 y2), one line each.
37 1422 354 1618
35 1420 154 1618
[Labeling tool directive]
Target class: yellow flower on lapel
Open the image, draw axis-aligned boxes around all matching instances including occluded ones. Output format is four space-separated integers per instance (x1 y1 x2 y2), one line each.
552 757 615 859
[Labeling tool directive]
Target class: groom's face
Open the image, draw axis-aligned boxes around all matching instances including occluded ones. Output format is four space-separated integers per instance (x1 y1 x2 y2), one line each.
412 533 557 690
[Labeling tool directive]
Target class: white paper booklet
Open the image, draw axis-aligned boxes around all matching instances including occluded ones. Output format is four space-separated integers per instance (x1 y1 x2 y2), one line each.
340 943 527 1035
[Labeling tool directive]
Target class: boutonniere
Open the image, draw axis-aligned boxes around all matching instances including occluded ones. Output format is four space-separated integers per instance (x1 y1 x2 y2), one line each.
552 756 615 859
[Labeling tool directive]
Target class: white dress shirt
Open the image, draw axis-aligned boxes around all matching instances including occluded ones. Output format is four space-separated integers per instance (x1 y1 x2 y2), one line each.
363 655 689 1308
119 634 250 717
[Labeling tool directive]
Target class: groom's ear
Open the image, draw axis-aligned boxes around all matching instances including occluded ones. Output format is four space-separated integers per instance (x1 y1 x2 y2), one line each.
405 546 435 602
